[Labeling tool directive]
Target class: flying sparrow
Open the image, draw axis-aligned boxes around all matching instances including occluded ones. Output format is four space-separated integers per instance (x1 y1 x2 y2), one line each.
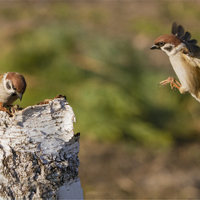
0 72 26 107
151 22 200 102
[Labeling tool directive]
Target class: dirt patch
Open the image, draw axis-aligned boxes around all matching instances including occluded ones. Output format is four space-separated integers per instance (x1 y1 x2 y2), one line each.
79 139 200 199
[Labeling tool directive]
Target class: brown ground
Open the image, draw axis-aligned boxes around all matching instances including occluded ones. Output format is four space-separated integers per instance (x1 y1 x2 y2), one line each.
79 138 200 199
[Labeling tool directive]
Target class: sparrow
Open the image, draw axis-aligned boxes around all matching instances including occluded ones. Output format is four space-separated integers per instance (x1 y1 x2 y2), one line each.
0 72 26 107
150 22 200 102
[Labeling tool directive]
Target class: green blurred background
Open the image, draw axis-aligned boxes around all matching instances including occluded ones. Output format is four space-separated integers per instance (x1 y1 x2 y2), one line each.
2 1 200 198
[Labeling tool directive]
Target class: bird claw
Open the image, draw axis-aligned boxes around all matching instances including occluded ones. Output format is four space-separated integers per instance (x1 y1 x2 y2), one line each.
0 102 13 117
159 77 181 90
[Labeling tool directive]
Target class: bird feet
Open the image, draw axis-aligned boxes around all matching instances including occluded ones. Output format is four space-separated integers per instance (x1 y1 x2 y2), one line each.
0 102 13 117
159 77 182 90
0 103 23 117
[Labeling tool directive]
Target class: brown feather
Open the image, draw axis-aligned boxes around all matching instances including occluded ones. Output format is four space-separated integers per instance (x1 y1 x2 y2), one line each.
154 34 182 47
0 74 4 82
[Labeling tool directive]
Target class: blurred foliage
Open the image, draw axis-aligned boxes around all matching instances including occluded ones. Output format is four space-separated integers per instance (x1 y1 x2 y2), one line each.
0 2 200 148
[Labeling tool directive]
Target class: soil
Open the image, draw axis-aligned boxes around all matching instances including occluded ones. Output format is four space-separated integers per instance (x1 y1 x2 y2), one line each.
79 138 200 199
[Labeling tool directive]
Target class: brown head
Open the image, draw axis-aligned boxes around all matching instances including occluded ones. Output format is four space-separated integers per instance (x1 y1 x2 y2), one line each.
151 22 200 56
4 72 27 101
151 34 182 50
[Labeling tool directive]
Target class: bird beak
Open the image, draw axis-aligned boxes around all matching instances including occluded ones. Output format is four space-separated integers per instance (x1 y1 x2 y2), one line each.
17 93 23 101
150 45 160 50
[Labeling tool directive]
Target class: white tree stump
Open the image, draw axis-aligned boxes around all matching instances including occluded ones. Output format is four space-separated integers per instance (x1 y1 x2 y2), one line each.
0 96 84 199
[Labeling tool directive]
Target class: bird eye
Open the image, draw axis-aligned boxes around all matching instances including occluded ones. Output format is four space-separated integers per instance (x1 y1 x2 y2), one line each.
158 42 165 46
11 93 17 96
6 82 11 90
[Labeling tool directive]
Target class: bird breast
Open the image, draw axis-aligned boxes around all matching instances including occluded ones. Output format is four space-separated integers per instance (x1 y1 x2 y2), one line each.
169 52 200 98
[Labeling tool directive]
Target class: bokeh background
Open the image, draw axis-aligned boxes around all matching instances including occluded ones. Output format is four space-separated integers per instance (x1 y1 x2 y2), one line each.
1 1 200 199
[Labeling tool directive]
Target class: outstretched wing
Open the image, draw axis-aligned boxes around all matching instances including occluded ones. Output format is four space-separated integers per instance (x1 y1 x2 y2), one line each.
172 22 200 56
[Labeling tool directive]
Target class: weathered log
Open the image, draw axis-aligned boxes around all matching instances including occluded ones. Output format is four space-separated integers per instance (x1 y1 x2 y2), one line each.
0 96 84 199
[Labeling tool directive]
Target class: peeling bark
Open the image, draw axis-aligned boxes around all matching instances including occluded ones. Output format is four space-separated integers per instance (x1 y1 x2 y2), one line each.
0 96 84 199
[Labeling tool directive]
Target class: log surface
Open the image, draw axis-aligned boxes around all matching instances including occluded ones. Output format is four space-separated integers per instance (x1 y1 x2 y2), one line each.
0 96 83 199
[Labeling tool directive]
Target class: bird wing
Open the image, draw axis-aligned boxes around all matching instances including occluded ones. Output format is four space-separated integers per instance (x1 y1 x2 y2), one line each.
172 22 200 57
0 74 4 82
182 52 200 71
191 56 200 68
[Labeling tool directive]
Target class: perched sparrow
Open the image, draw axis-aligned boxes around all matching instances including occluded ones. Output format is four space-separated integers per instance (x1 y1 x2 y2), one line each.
151 22 200 102
0 72 26 106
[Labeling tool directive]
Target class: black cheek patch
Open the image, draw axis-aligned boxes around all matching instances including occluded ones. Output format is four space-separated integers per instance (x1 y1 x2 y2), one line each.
6 82 11 90
164 46 173 52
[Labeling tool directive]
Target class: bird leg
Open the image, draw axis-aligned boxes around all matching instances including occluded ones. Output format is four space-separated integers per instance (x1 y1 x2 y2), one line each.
159 77 182 90
0 102 13 117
